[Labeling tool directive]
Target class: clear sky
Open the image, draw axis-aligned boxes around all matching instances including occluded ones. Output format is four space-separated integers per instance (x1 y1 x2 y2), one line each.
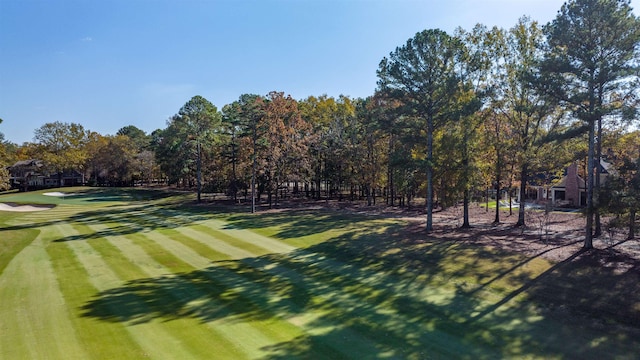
1 0 638 144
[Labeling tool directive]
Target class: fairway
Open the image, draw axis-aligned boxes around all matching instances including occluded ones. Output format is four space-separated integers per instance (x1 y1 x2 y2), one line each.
1 188 638 359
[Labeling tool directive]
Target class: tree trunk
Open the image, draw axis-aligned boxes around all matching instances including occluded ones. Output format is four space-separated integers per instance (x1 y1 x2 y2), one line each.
325 179 329 200
629 209 636 240
388 139 394 206
232 144 238 203
196 141 202 203
275 178 279 207
584 118 596 249
508 188 513 216
316 158 322 200
516 163 528 227
426 115 434 232
494 179 501 224
486 187 489 212
594 117 603 237
508 162 515 216
462 188 470 228
251 136 257 213
461 133 470 228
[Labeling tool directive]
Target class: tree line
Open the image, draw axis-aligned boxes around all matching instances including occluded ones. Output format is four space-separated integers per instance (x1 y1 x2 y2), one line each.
1 0 639 246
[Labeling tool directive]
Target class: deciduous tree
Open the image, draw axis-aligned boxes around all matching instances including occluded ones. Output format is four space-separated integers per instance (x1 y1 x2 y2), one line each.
33 121 89 187
491 17 560 228
599 130 640 239
223 94 267 212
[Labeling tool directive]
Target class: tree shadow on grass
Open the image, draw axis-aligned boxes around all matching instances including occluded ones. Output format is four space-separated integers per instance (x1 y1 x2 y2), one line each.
1 202 217 242
79 220 640 359
526 247 640 328
51 205 217 242
223 209 387 240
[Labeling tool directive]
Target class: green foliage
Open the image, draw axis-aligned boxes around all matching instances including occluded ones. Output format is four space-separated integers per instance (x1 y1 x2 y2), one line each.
598 131 640 239
491 17 561 227
378 28 467 230
7 0 639 237
221 94 267 208
83 133 139 186
0 119 12 190
540 0 640 247
117 125 150 151
33 121 89 184
298 95 358 200
0 167 10 191
154 96 222 196
178 95 221 142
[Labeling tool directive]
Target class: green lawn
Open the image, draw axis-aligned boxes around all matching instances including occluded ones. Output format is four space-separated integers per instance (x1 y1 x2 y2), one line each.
1 187 638 359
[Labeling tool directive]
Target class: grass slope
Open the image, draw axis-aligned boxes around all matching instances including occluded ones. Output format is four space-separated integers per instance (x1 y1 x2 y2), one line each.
1 187 638 359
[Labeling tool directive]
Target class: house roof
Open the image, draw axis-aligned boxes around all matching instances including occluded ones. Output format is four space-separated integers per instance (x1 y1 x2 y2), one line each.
600 158 617 176
551 174 586 189
552 158 613 190
10 159 43 168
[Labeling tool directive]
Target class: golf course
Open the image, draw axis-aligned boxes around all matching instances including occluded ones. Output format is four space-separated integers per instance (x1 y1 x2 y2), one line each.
1 187 638 359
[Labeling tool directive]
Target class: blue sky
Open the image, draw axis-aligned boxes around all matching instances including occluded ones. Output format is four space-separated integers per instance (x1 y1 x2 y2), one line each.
1 0 638 144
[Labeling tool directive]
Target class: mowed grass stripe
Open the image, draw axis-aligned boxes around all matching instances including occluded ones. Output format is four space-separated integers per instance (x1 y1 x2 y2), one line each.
0 228 88 360
127 231 211 269
199 257 387 358
176 227 494 357
125 232 195 273
46 238 147 359
270 239 541 355
76 212 520 356
82 206 198 235
250 242 518 356
60 223 229 359
85 222 284 359
192 220 295 253
223 254 433 357
140 230 387 357
88 213 376 358
174 226 257 259
127 208 292 257
124 231 302 357
155 210 295 254
156 228 232 261
3 204 83 228
9 196 508 357
129 242 350 358
123 210 239 261
247 255 482 356
143 215 407 357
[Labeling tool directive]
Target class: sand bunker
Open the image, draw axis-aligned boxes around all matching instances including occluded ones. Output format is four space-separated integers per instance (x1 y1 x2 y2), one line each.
0 203 55 212
43 192 78 197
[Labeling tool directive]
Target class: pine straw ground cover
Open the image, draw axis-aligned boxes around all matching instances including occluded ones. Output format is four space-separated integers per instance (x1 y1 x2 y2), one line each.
1 187 639 359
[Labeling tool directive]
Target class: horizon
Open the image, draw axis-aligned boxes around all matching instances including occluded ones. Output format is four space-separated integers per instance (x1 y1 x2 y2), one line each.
1 0 638 144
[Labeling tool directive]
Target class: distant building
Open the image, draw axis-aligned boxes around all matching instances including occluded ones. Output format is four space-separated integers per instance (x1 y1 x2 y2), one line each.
548 162 586 207
8 159 44 191
548 159 614 207
7 159 84 191
520 159 614 207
